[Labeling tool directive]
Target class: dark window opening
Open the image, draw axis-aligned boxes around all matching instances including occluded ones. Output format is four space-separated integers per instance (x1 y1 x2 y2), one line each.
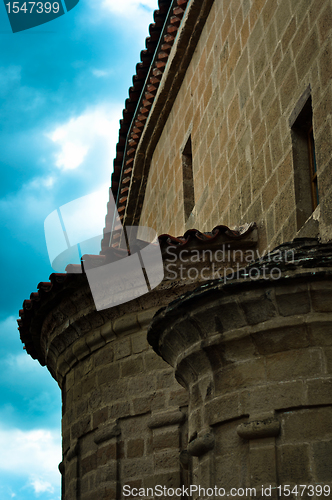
182 135 195 221
291 94 318 230
308 125 319 209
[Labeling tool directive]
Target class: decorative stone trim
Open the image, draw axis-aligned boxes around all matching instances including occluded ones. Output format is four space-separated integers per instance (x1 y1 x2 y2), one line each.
66 440 79 462
237 417 280 440
187 432 214 457
51 306 163 384
179 450 190 468
94 423 121 445
138 307 161 328
148 410 186 428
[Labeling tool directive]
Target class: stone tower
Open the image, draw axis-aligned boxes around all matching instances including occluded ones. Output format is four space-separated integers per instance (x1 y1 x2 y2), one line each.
18 0 332 497
18 227 258 499
148 239 332 498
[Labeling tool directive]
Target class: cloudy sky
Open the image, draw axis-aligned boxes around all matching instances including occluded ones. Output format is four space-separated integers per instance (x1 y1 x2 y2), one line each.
0 1 159 498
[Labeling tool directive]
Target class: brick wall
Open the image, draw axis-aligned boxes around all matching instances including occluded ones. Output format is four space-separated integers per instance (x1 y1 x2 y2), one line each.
139 0 332 252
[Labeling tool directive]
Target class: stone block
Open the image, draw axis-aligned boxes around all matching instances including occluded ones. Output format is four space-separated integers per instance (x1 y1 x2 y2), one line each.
152 428 180 450
71 415 91 440
145 350 169 372
252 323 309 355
266 348 322 382
113 313 139 336
295 29 319 79
121 357 144 378
81 453 97 476
312 440 332 482
215 449 249 491
93 343 114 366
122 457 153 479
195 299 248 335
127 439 144 458
319 42 332 89
96 443 117 466
275 283 310 316
142 471 181 490
71 337 89 362
80 374 96 396
262 174 278 211
281 16 296 52
85 330 105 353
310 282 332 312
277 443 312 483
246 380 305 415
93 407 109 429
132 396 151 415
127 374 156 396
154 449 179 472
215 358 266 395
280 68 297 112
100 321 115 342
97 363 120 386
88 387 102 412
169 388 188 407
205 392 242 426
281 407 332 443
275 50 292 88
100 485 117 500
240 291 277 325
114 338 131 360
103 379 128 404
156 370 176 390
306 377 332 405
249 444 277 485
325 347 332 373
109 401 131 419
131 331 150 354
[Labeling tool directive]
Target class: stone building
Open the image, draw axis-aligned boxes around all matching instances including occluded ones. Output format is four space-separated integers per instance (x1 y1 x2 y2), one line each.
18 0 332 499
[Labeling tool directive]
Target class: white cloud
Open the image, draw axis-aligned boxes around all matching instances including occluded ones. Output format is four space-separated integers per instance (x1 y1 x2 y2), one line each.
0 426 61 495
29 477 54 494
101 0 158 16
92 69 112 78
88 0 159 32
47 104 122 171
0 101 122 245
5 352 41 373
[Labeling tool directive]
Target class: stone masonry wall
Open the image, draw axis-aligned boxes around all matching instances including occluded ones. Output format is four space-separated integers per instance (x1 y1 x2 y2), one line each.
60 308 188 500
139 0 332 252
148 245 332 499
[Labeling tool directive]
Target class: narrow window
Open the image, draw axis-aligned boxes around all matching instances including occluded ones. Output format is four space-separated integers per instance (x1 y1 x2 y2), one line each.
290 91 318 230
182 135 195 221
308 124 319 209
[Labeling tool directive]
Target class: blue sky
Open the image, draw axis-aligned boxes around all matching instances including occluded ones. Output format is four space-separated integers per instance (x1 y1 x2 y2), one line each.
0 1 159 498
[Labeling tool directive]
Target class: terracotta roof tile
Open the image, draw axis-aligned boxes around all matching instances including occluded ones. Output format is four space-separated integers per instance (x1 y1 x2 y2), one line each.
158 223 257 249
103 0 190 251
18 223 257 359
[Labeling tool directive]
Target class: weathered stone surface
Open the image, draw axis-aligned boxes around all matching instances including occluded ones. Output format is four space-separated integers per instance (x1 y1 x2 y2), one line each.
237 417 280 440
187 432 214 456
149 240 332 493
148 410 186 429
